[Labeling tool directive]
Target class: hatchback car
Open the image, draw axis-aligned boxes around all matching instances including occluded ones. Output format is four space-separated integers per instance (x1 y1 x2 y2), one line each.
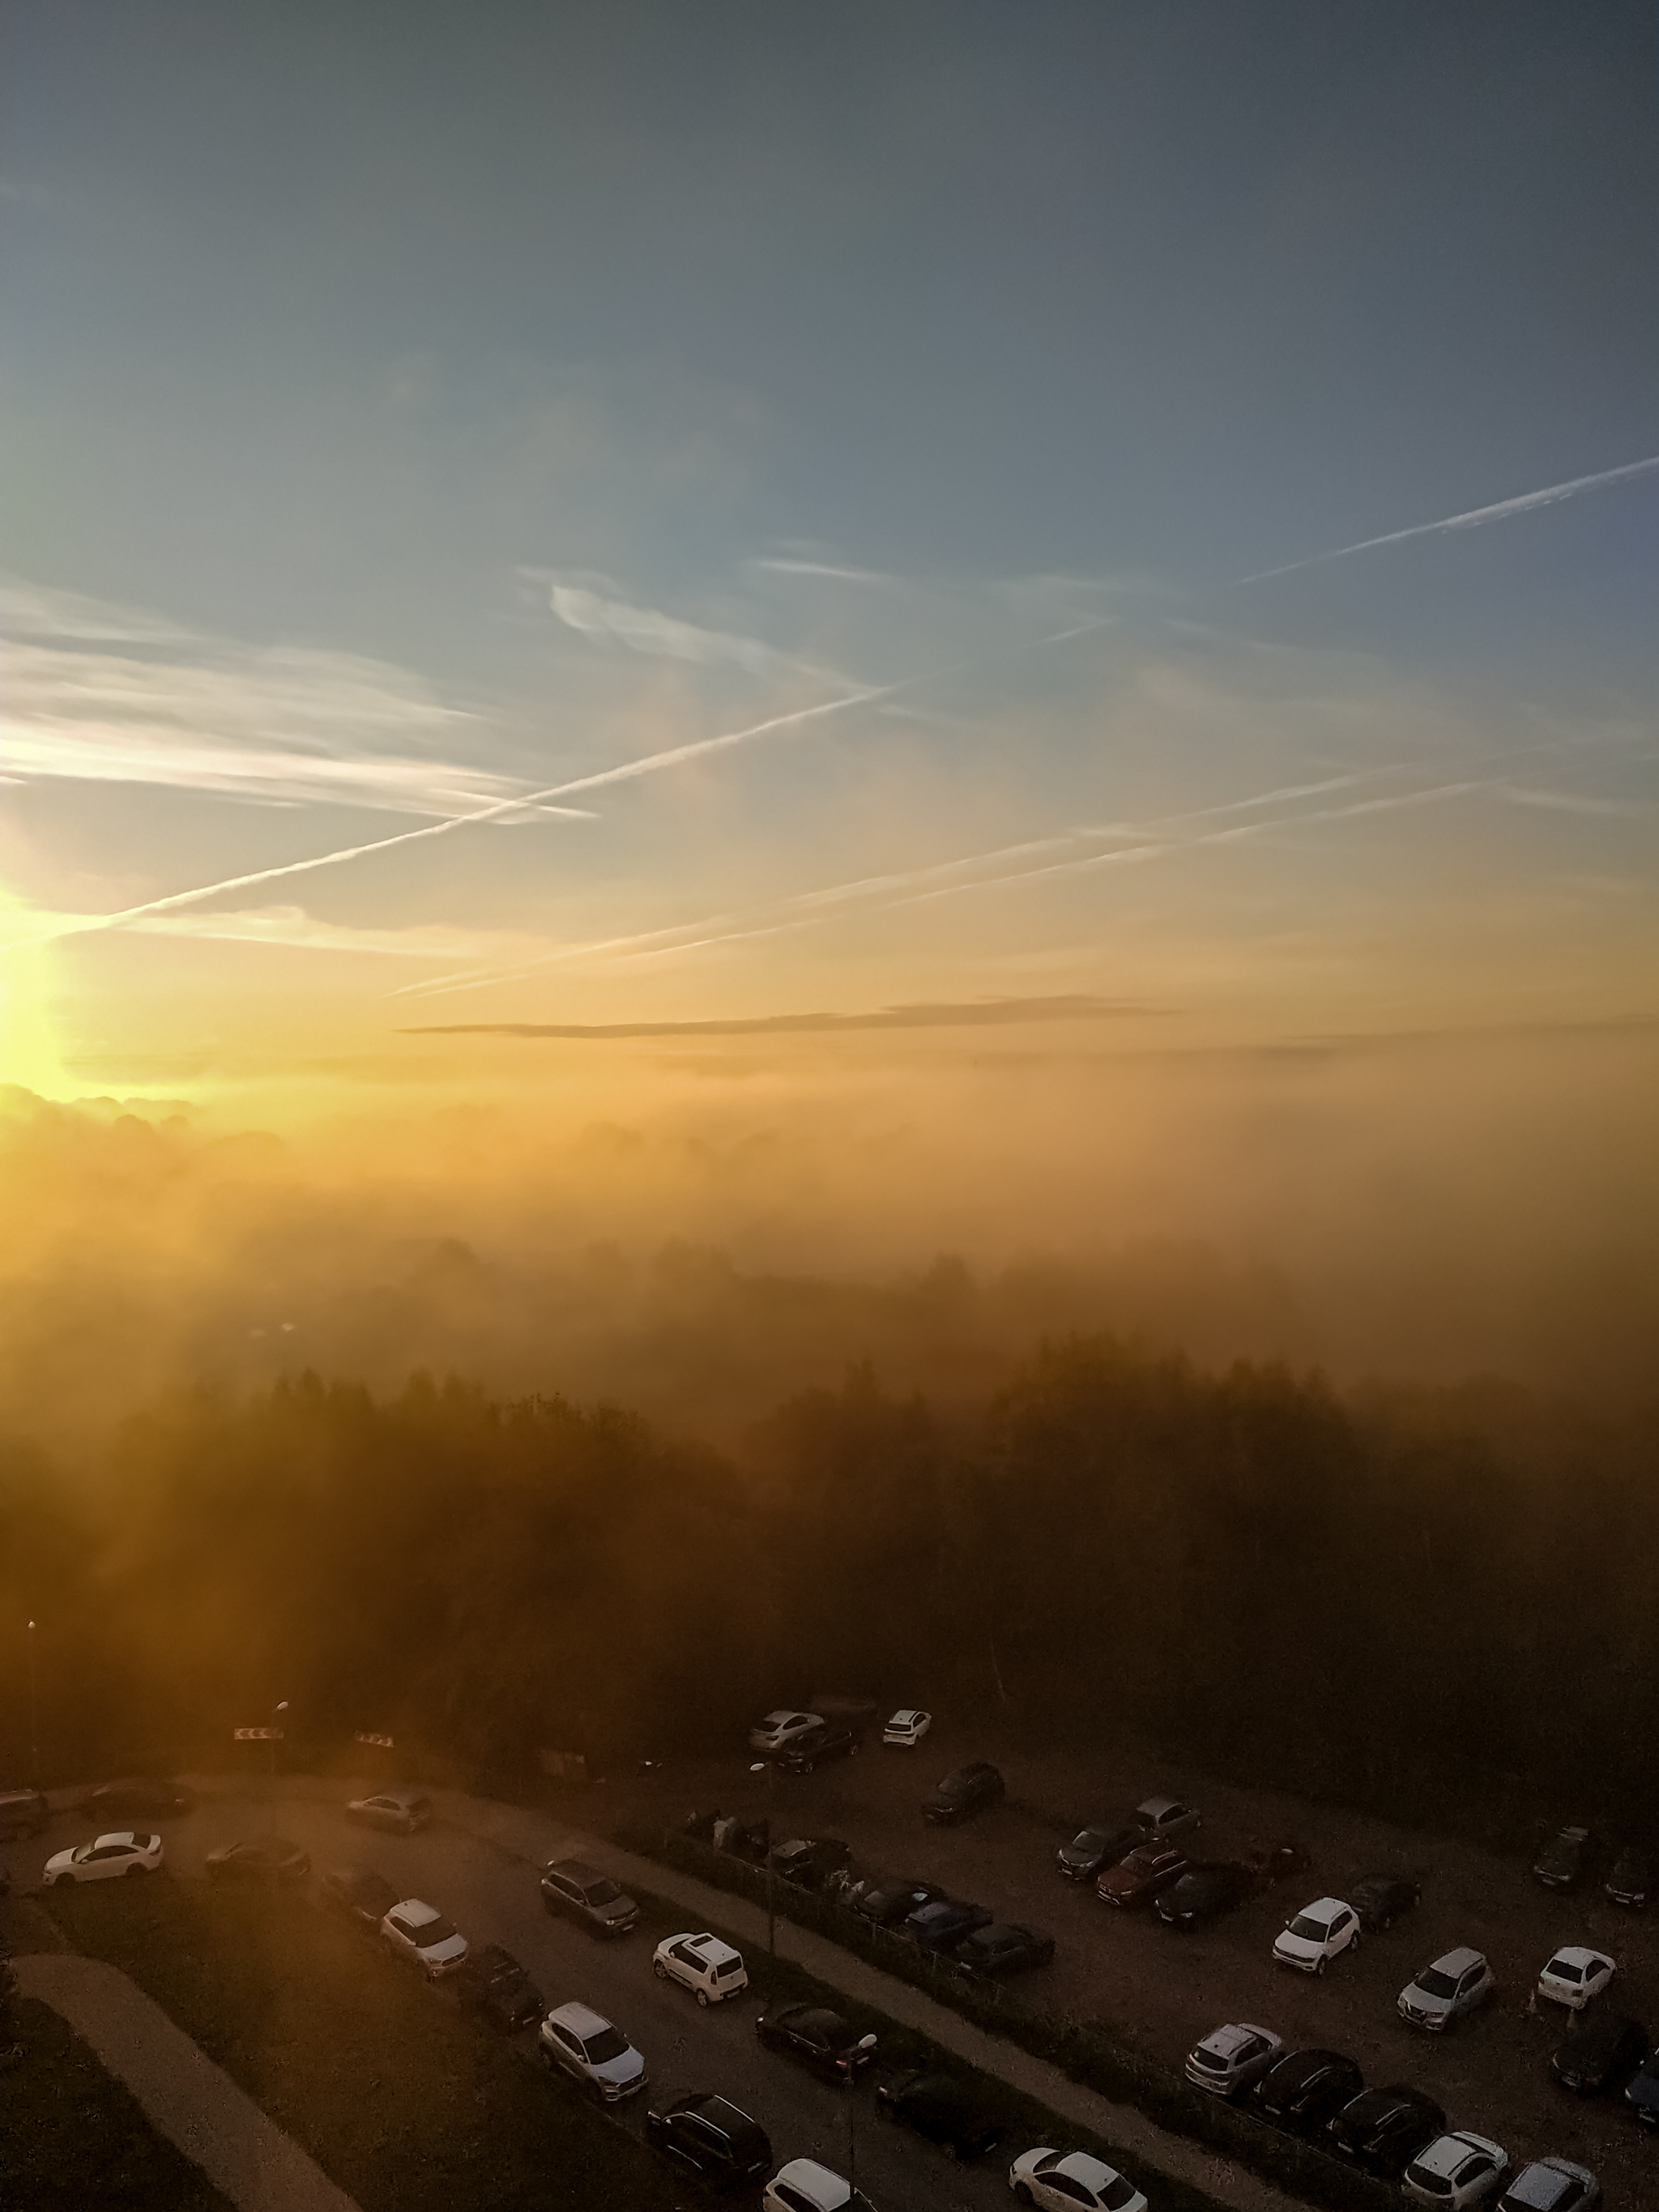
205 1837 310 1885
1533 1827 1593 1890
921 1762 1004 1824
1132 1796 1201 1842
0 1788 50 1839
320 1863 402 1930
1550 2010 1648 2095
905 1897 993 1953
754 2003 876 2082
646 2092 773 2189
1495 2157 1599 2211
1184 2023 1284 2099
1056 1823 1137 1882
1253 2048 1365 2130
1097 1843 1188 1907
1605 1845 1650 1908
1398 1947 1495 2031
653 1931 748 2005
452 1944 544 2033
748 1711 821 1757
1350 1874 1422 1932
43 1831 163 1884
874 2069 1002 2158
1401 2131 1511 2209
953 1923 1056 1977
1328 2085 1447 2178
76 1779 194 1820
539 1999 647 2100
381 1898 468 1978
761 2157 876 2212
853 1876 949 1926
539 1856 638 1936
345 1791 431 1835
1009 2147 1148 2211
1273 1896 1361 1973
1537 1947 1615 2010
1156 1864 1252 1929
882 1709 932 1747
776 1720 863 1775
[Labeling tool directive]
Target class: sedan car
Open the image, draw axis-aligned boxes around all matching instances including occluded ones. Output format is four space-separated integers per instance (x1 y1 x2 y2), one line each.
776 1720 863 1775
452 1944 544 2033
1097 1843 1188 1907
1605 1846 1650 1909
539 2000 647 2101
1495 2157 1600 2212
761 2157 876 2212
344 1791 430 1835
646 2092 773 2189
539 1856 638 1936
1132 1795 1201 1842
770 1837 852 1890
1328 2085 1447 2178
1184 2023 1284 2099
43 1831 164 1885
873 2069 1002 2158
1550 2010 1648 2095
1273 1896 1361 1973
1399 1947 1495 2031
1401 2131 1511 2209
754 2003 877 2082
1009 2147 1147 2211
852 1876 949 1927
921 1762 1004 1825
652 1932 748 2005
320 1863 401 1930
1537 1947 1615 2011
380 1898 468 1978
1056 1824 1137 1882
204 1837 310 1885
1156 1863 1253 1929
1253 2048 1365 2131
1350 1874 1422 1932
748 1710 822 1757
953 1923 1056 1977
1533 1826 1593 1890
75 1779 194 1820
905 1897 994 1952
882 1709 932 1747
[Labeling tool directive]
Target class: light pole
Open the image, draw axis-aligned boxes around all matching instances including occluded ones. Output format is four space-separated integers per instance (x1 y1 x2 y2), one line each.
748 1760 776 1987
846 2034 876 2197
27 1621 38 1788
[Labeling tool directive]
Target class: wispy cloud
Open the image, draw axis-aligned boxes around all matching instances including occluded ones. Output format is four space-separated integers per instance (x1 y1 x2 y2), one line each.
23 904 530 962
527 569 834 680
1503 784 1659 820
401 993 1158 1039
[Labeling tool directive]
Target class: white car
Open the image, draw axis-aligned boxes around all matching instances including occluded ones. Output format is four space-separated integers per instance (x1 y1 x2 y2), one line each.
43 1831 164 1885
1402 2131 1511 2208
762 2157 876 2212
1132 1795 1201 1841
882 1708 932 1747
1537 1946 1615 2010
1183 2022 1283 2097
538 2000 647 2100
1273 1896 1361 1973
1495 2157 1599 2211
652 1931 748 2005
380 1898 468 1978
1398 1947 1495 2031
1010 2148 1148 2211
748 1710 821 1757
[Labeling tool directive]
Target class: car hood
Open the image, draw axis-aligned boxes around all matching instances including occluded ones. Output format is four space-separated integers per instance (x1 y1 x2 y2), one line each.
593 2046 647 2091
1273 1929 1325 1960
418 1933 469 1967
1401 1982 1452 2013
44 1846 82 1875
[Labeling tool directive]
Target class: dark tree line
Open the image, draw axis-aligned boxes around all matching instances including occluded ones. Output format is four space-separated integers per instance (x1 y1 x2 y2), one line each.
3 1341 1657 1844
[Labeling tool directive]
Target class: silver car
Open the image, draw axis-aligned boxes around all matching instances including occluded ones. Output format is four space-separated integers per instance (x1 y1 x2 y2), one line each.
539 2000 647 2100
1398 1946 1493 2031
1183 2022 1283 2098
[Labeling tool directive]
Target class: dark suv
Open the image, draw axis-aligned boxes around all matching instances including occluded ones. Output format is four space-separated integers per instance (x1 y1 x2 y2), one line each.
539 1856 639 1936
769 1836 853 1890
922 1762 1004 1825
646 2092 773 2186
452 1944 544 2033
775 1719 864 1775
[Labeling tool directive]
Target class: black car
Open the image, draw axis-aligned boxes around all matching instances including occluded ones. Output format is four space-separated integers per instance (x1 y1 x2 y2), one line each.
1551 2010 1648 2095
451 1943 544 2033
76 1778 194 1820
1255 2048 1365 2131
922 1762 1004 1826
539 1856 639 1936
873 2070 1004 2158
769 1836 853 1890
1155 1864 1253 1929
905 1897 994 1953
205 1837 310 1885
1350 1875 1422 1932
1623 2046 1659 2125
1056 1823 1137 1882
0 1788 50 1839
1533 1826 1593 1890
1606 1846 1651 1908
1328 2086 1446 2177
645 2092 773 2188
775 1719 864 1775
953 1922 1056 1976
320 1863 402 1929
755 2002 877 2082
853 1876 950 1927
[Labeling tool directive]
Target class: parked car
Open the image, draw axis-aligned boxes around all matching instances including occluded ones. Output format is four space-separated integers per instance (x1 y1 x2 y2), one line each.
320 1863 401 1930
1254 2048 1365 2130
76 1779 193 1820
1243 1841 1311 1886
1056 1823 1137 1882
874 2069 1003 2158
1401 2131 1511 2209
646 2092 773 2189
1350 1874 1422 1932
1009 2147 1148 2211
452 1944 544 2033
1097 1843 1188 1907
204 1837 309 1885
1399 1947 1495 2031
539 1856 638 1936
1328 2085 1447 2177
1533 1827 1593 1891
0 1788 50 1839
754 2003 877 2082
852 1876 949 1927
1273 1896 1361 1973
1622 2045 1659 2126
1605 1846 1650 1908
882 1709 932 1747
905 1897 994 1953
1156 1863 1253 1929
769 1835 852 1890
539 1999 647 2100
1132 1796 1201 1842
1184 2023 1284 2099
652 1932 748 2005
922 1762 1004 1825
776 1720 863 1775
345 1791 430 1835
748 1711 822 1757
381 1899 468 1978
953 1923 1056 1977
761 2157 876 2212
1537 1947 1615 2011
42 1831 163 1885
1550 2011 1648 2094
1494 2157 1599 2211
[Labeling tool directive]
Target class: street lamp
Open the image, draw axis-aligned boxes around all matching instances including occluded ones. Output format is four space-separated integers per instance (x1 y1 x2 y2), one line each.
27 1622 38 1788
748 1760 776 1985
846 2035 877 2198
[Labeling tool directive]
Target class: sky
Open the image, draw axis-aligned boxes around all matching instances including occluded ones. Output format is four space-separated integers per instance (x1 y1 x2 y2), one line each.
2 0 1656 1110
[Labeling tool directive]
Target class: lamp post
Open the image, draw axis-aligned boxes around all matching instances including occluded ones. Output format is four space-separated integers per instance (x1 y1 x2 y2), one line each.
846 2034 876 2197
27 1621 38 1788
748 1759 776 1986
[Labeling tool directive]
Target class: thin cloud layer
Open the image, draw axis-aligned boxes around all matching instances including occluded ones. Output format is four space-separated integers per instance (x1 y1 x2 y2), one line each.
403 993 1156 1039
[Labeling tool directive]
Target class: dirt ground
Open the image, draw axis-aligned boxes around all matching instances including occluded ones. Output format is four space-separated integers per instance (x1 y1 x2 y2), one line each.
595 1715 1659 2203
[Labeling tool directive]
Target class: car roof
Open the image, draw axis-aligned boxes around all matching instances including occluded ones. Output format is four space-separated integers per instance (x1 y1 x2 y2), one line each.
1137 1795 1183 1816
94 1831 143 1848
1548 1944 1611 1967
390 1898 439 1924
772 2160 850 2210
1430 1946 1487 1974
547 2001 612 2038
1411 2132 1506 2177
546 1856 605 1882
684 1933 741 1964
1295 1895 1351 1918
1200 2022 1276 2052
888 1708 924 1723
1042 2151 1120 2189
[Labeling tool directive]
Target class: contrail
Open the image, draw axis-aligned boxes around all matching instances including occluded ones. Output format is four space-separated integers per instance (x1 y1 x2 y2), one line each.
1234 453 1659 586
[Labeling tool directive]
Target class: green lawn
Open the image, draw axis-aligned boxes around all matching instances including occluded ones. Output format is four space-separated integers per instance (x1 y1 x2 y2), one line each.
41 1880 687 2212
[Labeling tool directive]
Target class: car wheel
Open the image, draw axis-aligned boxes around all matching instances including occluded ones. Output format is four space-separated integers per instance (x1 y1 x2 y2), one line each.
653 1959 668 1980
1014 2188 1035 2206
1316 1957 1327 1975
696 1990 710 2009
126 1863 147 1877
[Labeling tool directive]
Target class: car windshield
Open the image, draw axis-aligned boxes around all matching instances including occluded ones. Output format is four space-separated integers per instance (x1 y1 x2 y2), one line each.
1288 1914 1330 1941
1416 1967 1460 1997
1548 1958 1582 1980
1407 2173 1452 2198
415 1919 459 1946
581 1878 622 1905
1190 2048 1226 2070
1072 1829 1108 1851
581 2027 629 2064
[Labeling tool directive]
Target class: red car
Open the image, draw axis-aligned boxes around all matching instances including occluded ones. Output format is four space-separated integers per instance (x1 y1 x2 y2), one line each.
1098 1843 1188 1906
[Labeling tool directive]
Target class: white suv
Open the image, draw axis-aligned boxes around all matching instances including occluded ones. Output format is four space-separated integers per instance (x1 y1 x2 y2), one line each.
653 1932 748 2005
539 2001 647 2100
380 1899 468 1978
1273 1896 1360 1973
